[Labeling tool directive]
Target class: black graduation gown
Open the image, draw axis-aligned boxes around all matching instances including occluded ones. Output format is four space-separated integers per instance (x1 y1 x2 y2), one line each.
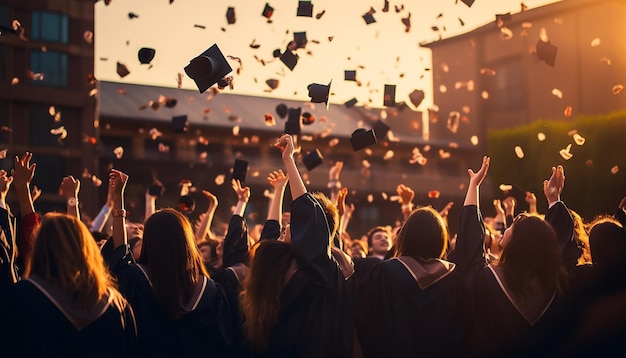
355 256 469 357
455 203 577 357
257 193 352 358
103 242 234 357
0 277 137 357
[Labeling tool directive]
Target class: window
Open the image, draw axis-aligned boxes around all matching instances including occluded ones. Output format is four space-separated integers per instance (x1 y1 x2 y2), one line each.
100 135 132 159
29 104 66 148
0 5 8 26
30 50 68 87
31 11 68 43
30 154 66 194
484 58 526 111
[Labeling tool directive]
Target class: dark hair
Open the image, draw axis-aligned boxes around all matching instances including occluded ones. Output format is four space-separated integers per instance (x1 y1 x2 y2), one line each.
367 226 392 248
310 192 339 240
240 240 294 349
588 218 626 275
392 207 448 259
499 215 566 300
139 209 209 320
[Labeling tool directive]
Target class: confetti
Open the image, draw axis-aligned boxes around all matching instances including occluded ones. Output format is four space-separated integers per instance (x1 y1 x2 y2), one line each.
215 174 225 185
83 30 93 44
537 132 546 141
367 194 374 203
50 126 67 139
481 91 489 99
383 150 394 160
440 63 449 73
514 146 524 159
264 113 275 126
362 160 371 168
611 165 619 174
0 149 7 159
48 106 56 117
479 68 496 76
439 84 447 93
470 136 479 145
149 128 162 140
599 57 611 65
559 144 573 160
447 112 460 133
612 85 624 94
329 138 339 147
573 133 585 145
10 77 19 85
88 88 98 96
428 190 440 199
439 149 450 159
113 146 123 159
551 88 563 99
158 143 170 153
590 38 601 47
564 106 572 117
499 184 513 192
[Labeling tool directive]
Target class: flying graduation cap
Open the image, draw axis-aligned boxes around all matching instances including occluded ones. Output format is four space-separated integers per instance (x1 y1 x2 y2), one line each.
184 43 233 93
307 80 332 109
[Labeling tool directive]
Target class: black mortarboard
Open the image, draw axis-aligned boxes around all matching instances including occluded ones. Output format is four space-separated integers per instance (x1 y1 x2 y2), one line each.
276 103 288 118
294 32 308 49
383 84 396 107
495 13 512 28
344 98 358 108
408 89 425 108
350 128 377 151
536 39 558 67
138 47 155 64
372 120 390 140
231 159 248 182
460 0 475 7
344 70 356 81
363 13 376 25
285 108 302 135
297 1 313 17
302 112 315 125
172 115 189 133
263 3 274 19
279 50 299 71
307 80 332 109
164 98 177 108
178 195 195 214
272 49 282 58
226 7 236 25
302 149 323 171
116 62 130 78
128 12 139 19
184 44 233 93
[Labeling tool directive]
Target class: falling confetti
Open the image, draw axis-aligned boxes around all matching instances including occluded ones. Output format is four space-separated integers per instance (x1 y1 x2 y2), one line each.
439 149 450 159
551 88 563 99
590 38 601 47
470 135 479 145
573 133 585 145
559 144 573 160
383 150 394 160
215 174 225 185
428 190 440 199
0 149 7 159
10 77 19 85
611 165 619 174
537 132 546 141
158 143 170 153
514 146 525 159
91 175 103 187
367 194 374 203
481 91 489 99
113 146 123 159
499 184 513 192
439 85 447 93
612 85 624 94
564 106 572 117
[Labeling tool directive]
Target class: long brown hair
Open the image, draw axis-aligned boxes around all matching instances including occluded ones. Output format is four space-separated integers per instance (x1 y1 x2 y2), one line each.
311 192 339 240
27 213 121 309
498 215 566 300
239 240 294 349
139 208 209 320
393 206 449 259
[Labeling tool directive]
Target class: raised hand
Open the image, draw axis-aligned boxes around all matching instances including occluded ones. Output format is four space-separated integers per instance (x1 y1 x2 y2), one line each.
468 156 490 187
0 170 13 198
329 161 344 181
543 165 564 204
396 184 415 206
232 179 250 203
31 185 42 203
59 175 80 200
502 196 516 216
12 152 36 188
202 190 218 208
267 169 288 191
439 201 454 218
274 134 295 160
109 169 128 196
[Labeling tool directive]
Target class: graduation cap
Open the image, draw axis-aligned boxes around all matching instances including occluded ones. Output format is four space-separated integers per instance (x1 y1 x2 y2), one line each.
363 13 376 25
231 159 248 182
344 98 358 108
408 89 425 108
459 0 475 7
344 70 356 81
272 49 282 58
276 103 288 118
383 84 396 107
350 128 377 151
372 120 390 140
138 47 155 65
297 1 313 17
284 107 302 135
536 39 558 67
172 115 189 133
495 13 512 28
279 50 299 71
262 3 274 19
307 80 332 109
226 7 236 24
128 12 139 19
293 32 308 49
178 195 195 214
302 149 323 171
116 62 130 78
184 44 233 93
302 112 315 125
164 98 177 108
266 78 279 90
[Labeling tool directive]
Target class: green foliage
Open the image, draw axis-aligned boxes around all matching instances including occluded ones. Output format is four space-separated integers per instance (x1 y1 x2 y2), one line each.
488 111 626 221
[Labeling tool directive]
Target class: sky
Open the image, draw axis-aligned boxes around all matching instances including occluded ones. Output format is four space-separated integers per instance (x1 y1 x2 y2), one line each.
94 0 560 110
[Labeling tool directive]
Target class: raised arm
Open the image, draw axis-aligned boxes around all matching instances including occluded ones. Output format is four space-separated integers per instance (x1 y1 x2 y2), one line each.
525 191 538 214
543 165 578 267
0 170 17 284
109 169 128 249
274 134 306 200
90 182 114 233
260 170 288 241
328 161 343 203
502 196 516 228
12 153 38 265
222 180 251 268
59 175 80 220
397 184 415 221
336 188 354 237
195 190 218 243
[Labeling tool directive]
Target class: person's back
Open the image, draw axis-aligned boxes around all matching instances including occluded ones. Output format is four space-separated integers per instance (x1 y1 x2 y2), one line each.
1 213 136 357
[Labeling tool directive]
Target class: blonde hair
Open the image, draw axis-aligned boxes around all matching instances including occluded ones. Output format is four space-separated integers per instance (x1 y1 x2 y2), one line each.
26 213 121 309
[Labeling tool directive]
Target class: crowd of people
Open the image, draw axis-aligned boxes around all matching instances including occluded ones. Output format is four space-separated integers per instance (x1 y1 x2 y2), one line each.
1 136 625 357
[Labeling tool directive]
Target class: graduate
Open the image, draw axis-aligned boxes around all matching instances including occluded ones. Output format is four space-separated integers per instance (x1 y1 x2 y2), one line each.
239 134 352 357
103 169 234 357
455 158 579 356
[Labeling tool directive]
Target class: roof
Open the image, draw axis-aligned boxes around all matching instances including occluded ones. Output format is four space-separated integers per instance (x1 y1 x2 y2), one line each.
99 81 432 145
421 0 626 48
